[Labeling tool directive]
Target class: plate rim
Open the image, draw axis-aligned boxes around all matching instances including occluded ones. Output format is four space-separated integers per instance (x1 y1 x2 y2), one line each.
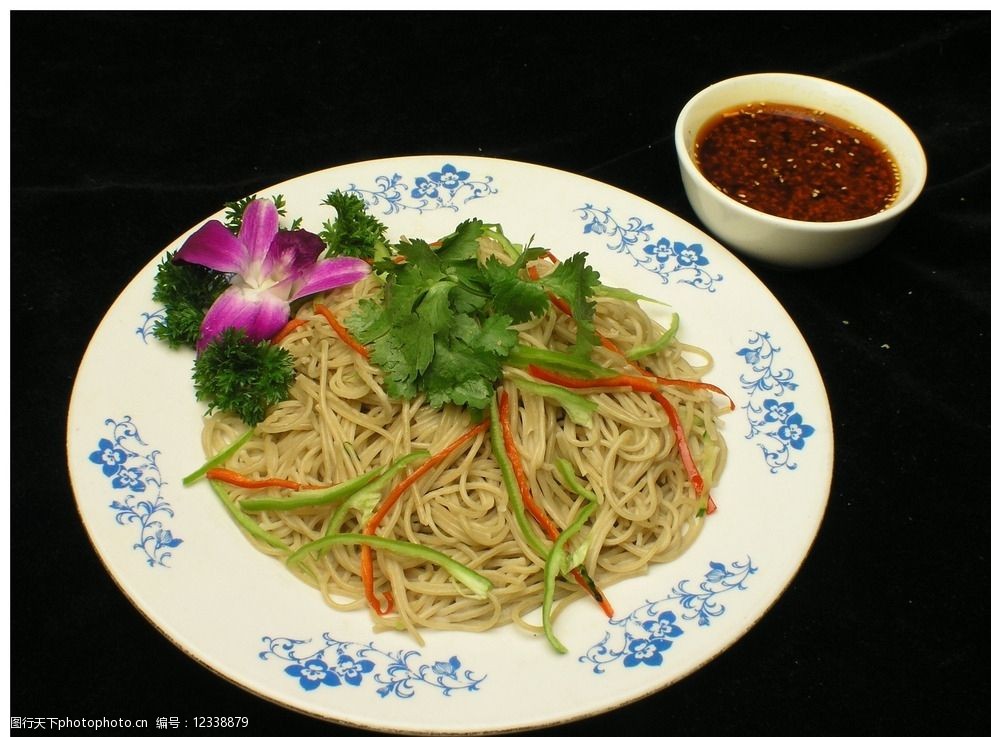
66 154 835 734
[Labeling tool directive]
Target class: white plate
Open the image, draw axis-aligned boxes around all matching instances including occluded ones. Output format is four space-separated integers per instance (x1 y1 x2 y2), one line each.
67 156 833 734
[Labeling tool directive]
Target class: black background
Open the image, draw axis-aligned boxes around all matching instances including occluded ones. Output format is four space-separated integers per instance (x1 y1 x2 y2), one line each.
11 10 991 736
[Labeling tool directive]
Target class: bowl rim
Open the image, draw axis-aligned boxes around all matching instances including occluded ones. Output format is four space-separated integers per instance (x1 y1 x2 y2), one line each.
674 72 928 232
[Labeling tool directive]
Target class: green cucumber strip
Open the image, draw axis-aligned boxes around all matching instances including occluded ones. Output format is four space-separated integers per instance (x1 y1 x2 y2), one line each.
286 533 493 598
238 451 428 513
324 455 422 536
183 427 254 485
542 501 598 654
512 377 598 427
627 312 680 361
208 479 288 552
482 223 522 260
592 284 665 305
489 394 550 559
506 345 617 378
553 458 597 502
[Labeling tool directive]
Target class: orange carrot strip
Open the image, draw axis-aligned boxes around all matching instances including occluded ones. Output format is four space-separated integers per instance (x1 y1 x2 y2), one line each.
526 365 706 497
314 303 369 359
523 359 732 410
648 388 706 497
499 390 614 617
525 366 654 393
359 420 491 616
364 421 491 536
575 568 614 618
205 468 322 491
530 260 723 510
532 265 732 408
272 317 308 344
498 391 558 539
645 373 736 410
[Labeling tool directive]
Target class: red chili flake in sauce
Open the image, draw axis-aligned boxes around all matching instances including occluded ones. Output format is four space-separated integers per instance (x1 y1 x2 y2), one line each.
694 102 900 222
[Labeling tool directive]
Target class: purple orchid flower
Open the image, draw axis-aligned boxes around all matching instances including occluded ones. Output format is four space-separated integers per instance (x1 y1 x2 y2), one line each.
174 198 370 350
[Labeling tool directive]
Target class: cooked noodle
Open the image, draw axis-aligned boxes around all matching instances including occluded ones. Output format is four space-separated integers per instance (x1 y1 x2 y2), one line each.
202 250 728 642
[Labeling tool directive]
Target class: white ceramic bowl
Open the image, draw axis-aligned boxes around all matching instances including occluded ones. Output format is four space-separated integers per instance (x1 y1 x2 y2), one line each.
675 73 927 268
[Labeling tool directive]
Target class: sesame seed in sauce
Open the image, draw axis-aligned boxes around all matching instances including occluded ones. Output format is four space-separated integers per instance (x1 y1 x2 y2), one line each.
694 102 899 222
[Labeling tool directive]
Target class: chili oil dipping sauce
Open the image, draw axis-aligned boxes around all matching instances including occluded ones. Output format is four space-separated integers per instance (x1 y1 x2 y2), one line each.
674 73 926 268
694 103 900 223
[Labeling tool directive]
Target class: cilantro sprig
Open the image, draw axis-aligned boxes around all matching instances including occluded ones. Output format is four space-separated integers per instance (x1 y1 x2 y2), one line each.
151 190 601 424
538 252 601 356
346 218 601 411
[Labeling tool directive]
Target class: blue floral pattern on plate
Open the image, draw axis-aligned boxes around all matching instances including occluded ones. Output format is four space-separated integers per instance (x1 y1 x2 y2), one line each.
577 204 724 292
580 558 757 673
87 416 182 566
260 634 485 698
342 163 497 215
136 308 165 343
737 331 816 472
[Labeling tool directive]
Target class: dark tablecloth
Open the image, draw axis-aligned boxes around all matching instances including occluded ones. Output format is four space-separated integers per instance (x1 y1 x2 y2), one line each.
12 10 990 736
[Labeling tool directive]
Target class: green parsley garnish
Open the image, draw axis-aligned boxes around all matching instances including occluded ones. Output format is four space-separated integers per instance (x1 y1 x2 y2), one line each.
223 194 298 234
192 328 296 426
320 190 389 260
151 252 230 349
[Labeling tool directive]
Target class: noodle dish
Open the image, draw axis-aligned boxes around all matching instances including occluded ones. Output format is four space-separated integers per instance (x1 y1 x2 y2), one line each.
152 191 733 652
